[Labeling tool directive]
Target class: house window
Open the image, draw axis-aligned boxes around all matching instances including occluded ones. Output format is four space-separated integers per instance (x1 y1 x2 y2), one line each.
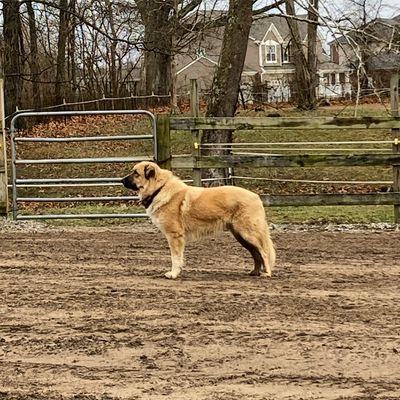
196 47 206 57
266 45 277 62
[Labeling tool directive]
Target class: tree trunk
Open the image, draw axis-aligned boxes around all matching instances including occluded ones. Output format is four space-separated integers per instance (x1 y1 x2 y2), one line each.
285 0 317 110
55 0 69 104
307 0 319 108
136 1 173 101
202 0 253 183
3 0 23 117
67 0 77 102
26 1 42 110
105 0 118 97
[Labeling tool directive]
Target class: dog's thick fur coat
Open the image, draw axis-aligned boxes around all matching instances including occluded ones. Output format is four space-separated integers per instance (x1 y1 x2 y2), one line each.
122 162 275 279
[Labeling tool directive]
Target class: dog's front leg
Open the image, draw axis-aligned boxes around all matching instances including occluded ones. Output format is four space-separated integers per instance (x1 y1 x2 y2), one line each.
165 232 185 279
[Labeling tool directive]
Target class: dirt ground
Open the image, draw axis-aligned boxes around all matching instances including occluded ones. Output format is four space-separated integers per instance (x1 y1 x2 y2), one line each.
0 223 399 400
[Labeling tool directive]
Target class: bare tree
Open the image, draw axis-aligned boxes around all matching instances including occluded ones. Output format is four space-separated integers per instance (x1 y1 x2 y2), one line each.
307 0 319 109
285 0 318 110
26 1 42 109
135 0 174 96
67 0 77 101
201 0 254 182
2 0 24 116
55 0 69 104
135 0 223 98
319 0 400 114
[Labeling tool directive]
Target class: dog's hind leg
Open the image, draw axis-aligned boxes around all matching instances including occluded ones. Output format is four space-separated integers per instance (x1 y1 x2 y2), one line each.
164 231 185 279
228 225 264 276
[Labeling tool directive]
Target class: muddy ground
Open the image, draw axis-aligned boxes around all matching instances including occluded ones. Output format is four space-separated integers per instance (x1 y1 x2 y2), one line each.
0 223 399 399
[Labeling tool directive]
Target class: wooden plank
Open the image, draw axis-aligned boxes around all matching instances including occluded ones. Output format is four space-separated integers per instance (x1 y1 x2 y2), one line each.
390 73 400 223
185 153 400 168
0 77 8 215
192 130 202 186
261 193 400 207
190 79 199 118
170 116 400 131
171 153 400 169
171 155 194 169
190 79 202 186
156 115 171 169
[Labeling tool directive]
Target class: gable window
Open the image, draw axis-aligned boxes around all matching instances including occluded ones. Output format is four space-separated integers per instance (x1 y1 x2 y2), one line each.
266 44 277 62
196 47 206 57
266 45 276 62
262 38 279 64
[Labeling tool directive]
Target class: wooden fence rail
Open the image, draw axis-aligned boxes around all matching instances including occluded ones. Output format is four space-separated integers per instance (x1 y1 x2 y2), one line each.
261 193 400 207
170 153 400 169
160 111 400 223
170 116 400 131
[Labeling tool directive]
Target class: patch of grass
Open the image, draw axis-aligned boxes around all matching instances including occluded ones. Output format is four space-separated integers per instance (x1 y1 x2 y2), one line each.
18 203 395 227
267 205 394 224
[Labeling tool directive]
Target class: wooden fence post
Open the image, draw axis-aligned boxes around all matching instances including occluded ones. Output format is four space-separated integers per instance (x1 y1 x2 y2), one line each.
0 78 8 216
156 114 171 169
190 79 202 186
390 72 399 224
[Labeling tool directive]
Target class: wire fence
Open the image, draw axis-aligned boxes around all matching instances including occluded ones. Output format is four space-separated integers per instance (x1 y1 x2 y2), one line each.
199 140 396 154
5 93 172 122
6 87 394 122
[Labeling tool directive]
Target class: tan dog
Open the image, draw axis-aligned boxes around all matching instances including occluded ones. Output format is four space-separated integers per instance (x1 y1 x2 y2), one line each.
122 161 275 279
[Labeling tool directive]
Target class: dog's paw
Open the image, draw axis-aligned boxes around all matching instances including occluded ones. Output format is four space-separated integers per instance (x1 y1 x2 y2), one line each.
164 270 180 279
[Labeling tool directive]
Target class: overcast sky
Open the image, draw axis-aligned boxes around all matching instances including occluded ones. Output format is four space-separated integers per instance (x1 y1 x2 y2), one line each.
202 0 400 48
203 0 400 19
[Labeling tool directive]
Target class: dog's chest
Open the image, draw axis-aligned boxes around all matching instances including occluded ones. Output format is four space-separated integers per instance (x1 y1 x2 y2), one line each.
147 209 163 230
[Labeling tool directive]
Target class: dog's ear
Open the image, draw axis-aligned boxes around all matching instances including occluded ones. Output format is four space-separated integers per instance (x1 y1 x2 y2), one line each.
144 164 156 180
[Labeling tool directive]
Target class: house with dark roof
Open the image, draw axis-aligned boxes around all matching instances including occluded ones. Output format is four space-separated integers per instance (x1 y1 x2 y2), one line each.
329 15 400 87
175 25 261 98
175 14 352 102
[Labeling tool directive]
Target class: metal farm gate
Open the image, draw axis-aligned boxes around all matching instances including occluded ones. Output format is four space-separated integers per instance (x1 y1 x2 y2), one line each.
10 110 157 220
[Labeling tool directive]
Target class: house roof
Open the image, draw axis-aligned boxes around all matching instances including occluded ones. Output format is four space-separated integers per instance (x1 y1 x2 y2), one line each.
250 14 309 43
367 52 400 71
330 14 400 45
319 61 353 72
175 26 261 75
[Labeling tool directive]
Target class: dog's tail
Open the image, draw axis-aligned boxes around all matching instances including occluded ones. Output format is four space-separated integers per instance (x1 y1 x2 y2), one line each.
266 233 276 271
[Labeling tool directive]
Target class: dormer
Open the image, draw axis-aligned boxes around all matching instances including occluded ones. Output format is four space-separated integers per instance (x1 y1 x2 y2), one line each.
259 23 284 67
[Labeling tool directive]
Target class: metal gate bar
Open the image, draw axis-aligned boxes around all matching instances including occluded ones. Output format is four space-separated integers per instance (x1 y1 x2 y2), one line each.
10 110 156 220
16 177 121 184
19 213 148 220
17 196 139 202
15 134 153 142
13 177 123 188
15 156 152 165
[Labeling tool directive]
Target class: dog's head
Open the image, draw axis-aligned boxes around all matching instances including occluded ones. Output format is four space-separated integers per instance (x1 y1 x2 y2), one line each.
121 161 162 195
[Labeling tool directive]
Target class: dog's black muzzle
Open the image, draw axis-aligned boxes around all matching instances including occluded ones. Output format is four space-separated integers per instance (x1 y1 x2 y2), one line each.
121 176 138 191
